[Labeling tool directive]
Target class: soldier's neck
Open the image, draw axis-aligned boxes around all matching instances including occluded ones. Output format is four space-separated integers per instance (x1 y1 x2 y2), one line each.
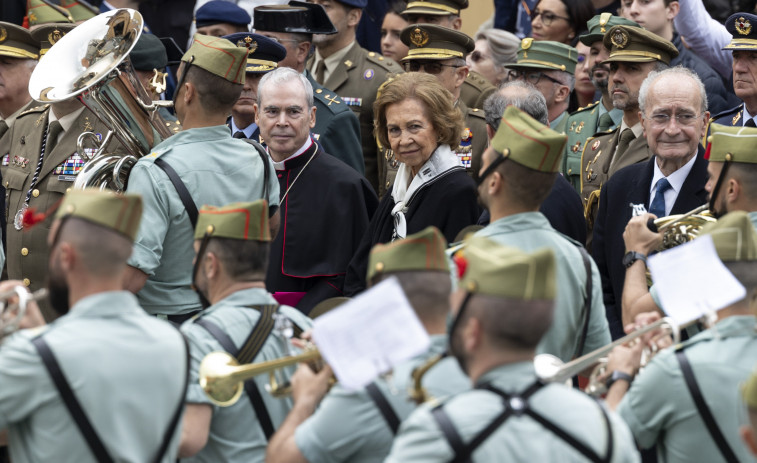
317 34 355 60
209 280 266 305
488 200 537 223
601 93 613 112
622 108 640 128
468 350 535 384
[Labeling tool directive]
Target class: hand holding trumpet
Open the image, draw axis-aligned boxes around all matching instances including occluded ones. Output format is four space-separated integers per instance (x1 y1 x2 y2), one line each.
0 281 47 334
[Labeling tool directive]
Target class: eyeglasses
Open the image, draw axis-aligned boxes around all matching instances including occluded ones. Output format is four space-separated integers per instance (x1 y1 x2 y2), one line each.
530 10 571 26
403 60 461 75
647 112 702 127
506 69 562 85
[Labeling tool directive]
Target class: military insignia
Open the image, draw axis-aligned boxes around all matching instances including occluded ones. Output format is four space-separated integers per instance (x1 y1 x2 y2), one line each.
385 148 400 169
54 153 85 176
571 141 581 153
83 117 94 132
342 97 362 106
456 152 472 169
344 60 353 67
12 155 29 168
611 28 629 48
35 113 45 127
324 94 340 106
521 38 533 50
599 12 611 33
364 69 374 80
736 17 752 36
576 122 585 134
20 136 25 145
48 29 63 45
569 121 576 132
591 139 600 150
0 27 6 43
238 37 258 54
1 154 9 166
410 27 429 47
733 111 742 126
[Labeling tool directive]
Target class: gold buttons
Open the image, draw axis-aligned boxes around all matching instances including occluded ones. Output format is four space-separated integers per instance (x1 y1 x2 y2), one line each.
375 262 384 272
66 188 71 193
23 278 30 286
32 189 39 197
315 89 323 94
21 248 28 256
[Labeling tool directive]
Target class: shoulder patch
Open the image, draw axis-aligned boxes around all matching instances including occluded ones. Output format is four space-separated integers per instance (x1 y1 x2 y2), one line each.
18 104 49 117
570 101 599 115
366 51 401 71
467 108 486 120
364 69 374 80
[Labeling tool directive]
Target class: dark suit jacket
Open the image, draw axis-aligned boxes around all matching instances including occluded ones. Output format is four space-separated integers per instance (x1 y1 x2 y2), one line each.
592 147 708 339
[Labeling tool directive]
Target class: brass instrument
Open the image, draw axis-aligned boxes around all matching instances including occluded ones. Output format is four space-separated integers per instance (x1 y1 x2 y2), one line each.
650 205 716 251
534 317 681 396
408 352 445 404
0 288 49 339
199 348 322 407
27 8 174 192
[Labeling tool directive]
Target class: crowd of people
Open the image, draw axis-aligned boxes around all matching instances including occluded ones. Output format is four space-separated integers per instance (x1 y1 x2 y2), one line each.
0 0 757 462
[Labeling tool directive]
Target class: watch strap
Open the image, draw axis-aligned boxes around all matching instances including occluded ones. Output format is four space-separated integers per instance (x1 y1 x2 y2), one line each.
605 370 634 389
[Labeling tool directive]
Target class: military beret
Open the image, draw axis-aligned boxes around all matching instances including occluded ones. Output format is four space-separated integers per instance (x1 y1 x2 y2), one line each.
223 32 286 74
402 0 469 16
194 200 271 242
579 13 639 46
603 25 678 65
29 23 75 57
335 0 368 8
724 13 757 50
195 0 251 29
253 2 337 35
705 123 757 164
26 0 74 28
130 33 167 71
0 22 41 60
743 369 757 409
56 189 143 241
698 211 757 262
367 226 449 281
400 24 474 61
491 105 567 173
506 38 577 74
59 0 97 23
182 34 247 85
457 236 556 300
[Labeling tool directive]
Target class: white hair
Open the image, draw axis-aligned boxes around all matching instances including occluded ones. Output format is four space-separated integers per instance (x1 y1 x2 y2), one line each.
257 67 314 108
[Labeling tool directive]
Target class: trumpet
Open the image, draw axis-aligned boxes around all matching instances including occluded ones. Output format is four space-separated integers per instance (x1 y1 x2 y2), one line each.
648 205 716 251
0 287 49 339
535 317 681 396
408 352 445 404
199 348 322 407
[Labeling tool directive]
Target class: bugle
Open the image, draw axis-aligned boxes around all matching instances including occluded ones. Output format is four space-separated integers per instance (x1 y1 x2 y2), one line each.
647 205 716 251
0 287 49 339
408 352 445 404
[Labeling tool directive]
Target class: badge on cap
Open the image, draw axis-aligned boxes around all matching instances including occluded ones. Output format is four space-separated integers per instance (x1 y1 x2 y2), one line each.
238 36 258 54
599 12 611 33
49 29 63 45
410 27 429 47
0 27 6 43
611 28 629 48
736 17 753 35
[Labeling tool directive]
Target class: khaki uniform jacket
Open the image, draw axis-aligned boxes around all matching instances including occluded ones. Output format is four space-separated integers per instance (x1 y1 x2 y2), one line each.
459 70 496 110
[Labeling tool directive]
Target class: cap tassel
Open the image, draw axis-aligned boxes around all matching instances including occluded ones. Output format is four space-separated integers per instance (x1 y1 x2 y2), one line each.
22 15 30 29
704 141 712 160
453 252 467 280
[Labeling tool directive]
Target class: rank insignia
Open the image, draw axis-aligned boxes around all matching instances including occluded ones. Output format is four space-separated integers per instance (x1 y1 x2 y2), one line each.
456 153 472 169
576 122 585 134
0 27 6 43
571 141 581 153
342 97 362 107
1 154 9 166
48 29 63 45
410 27 429 47
733 111 742 126
736 17 752 36
611 28 629 48
54 153 85 176
364 69 374 80
569 121 576 132
12 155 29 168
344 60 353 67
599 12 611 33
83 117 94 133
591 139 600 150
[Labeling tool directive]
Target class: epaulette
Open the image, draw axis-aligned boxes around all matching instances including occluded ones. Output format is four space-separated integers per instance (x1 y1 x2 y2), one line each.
587 125 619 140
313 88 347 115
467 107 486 120
18 104 49 117
710 102 743 121
365 51 402 72
569 101 600 116
466 71 494 91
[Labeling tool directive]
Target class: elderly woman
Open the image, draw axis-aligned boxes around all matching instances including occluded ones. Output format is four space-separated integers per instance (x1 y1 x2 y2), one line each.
469 28 520 87
343 73 479 295
530 0 594 46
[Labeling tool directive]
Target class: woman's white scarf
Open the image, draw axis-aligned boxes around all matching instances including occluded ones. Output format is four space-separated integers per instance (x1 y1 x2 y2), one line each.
390 144 461 240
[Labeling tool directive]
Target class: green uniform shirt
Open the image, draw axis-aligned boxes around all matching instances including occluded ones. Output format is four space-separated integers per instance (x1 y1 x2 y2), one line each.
618 315 757 463
386 362 640 462
181 288 312 463
0 291 186 463
126 126 280 316
293 335 469 463
475 213 610 361
551 111 569 135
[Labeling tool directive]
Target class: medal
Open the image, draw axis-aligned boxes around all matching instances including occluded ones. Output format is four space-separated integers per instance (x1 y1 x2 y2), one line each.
14 205 27 230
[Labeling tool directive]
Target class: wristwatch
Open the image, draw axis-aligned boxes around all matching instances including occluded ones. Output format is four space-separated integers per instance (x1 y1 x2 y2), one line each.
605 370 634 389
622 251 648 269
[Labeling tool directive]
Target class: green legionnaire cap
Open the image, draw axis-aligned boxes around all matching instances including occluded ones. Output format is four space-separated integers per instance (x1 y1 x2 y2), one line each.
182 34 247 85
507 39 577 74
400 24 474 61
194 200 271 242
56 189 143 241
742 370 757 409
458 236 556 300
59 0 97 23
130 33 168 71
579 13 639 46
27 0 74 27
705 123 757 164
0 22 40 59
402 0 469 16
698 211 757 262
723 13 757 50
29 23 76 57
603 25 678 65
367 226 449 281
491 105 567 173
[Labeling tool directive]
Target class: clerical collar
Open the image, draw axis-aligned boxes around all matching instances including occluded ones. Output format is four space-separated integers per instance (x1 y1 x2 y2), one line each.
272 137 314 171
230 118 257 138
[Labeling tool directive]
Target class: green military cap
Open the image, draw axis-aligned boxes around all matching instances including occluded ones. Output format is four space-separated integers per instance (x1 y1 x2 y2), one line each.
491 105 567 173
603 25 679 65
402 0 468 16
26 0 74 28
742 370 757 409
56 189 143 241
705 123 757 164
506 38 577 74
194 200 271 242
579 13 639 46
367 226 449 281
59 0 98 23
457 236 556 300
0 22 40 59
182 33 247 85
400 24 474 61
29 23 76 57
130 33 168 71
698 211 757 262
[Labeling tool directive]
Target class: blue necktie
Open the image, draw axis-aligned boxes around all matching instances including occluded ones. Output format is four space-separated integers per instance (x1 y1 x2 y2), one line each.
649 178 672 217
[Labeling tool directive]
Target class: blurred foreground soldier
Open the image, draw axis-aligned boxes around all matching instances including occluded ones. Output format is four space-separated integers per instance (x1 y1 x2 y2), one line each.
194 0 250 37
129 33 181 125
253 2 364 174
267 226 469 463
257 68 377 313
58 0 97 23
386 237 639 462
604 212 757 463
25 0 74 30
123 34 280 323
179 200 312 462
741 370 757 457
0 189 188 462
476 105 609 362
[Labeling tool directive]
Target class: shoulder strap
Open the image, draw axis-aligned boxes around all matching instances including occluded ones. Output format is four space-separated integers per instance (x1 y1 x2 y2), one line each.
574 246 593 358
154 157 199 229
675 348 739 463
152 333 191 463
236 304 278 364
365 382 400 435
242 139 271 214
31 336 115 463
431 405 470 463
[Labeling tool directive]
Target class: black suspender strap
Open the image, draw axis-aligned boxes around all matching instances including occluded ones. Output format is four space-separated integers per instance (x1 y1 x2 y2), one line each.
152 333 191 463
154 157 199 229
236 304 278 364
431 406 469 463
523 406 610 463
365 382 401 435
31 336 115 463
194 318 237 354
242 139 271 212
575 246 593 358
675 347 739 463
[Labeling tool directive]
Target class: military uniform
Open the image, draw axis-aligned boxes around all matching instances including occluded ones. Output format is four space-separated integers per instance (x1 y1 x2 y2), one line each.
308 41 403 193
551 110 569 134
563 102 622 191
706 103 747 142
459 71 496 110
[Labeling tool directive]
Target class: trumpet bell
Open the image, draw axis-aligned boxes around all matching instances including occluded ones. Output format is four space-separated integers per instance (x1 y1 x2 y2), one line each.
534 353 571 386
653 208 716 251
199 351 244 407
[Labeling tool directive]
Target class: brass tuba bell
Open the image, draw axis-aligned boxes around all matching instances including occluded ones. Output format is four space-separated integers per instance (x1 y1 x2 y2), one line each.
650 205 717 251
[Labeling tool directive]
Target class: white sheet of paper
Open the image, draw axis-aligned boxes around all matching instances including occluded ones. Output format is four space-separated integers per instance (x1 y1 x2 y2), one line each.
648 235 746 325
312 277 431 391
